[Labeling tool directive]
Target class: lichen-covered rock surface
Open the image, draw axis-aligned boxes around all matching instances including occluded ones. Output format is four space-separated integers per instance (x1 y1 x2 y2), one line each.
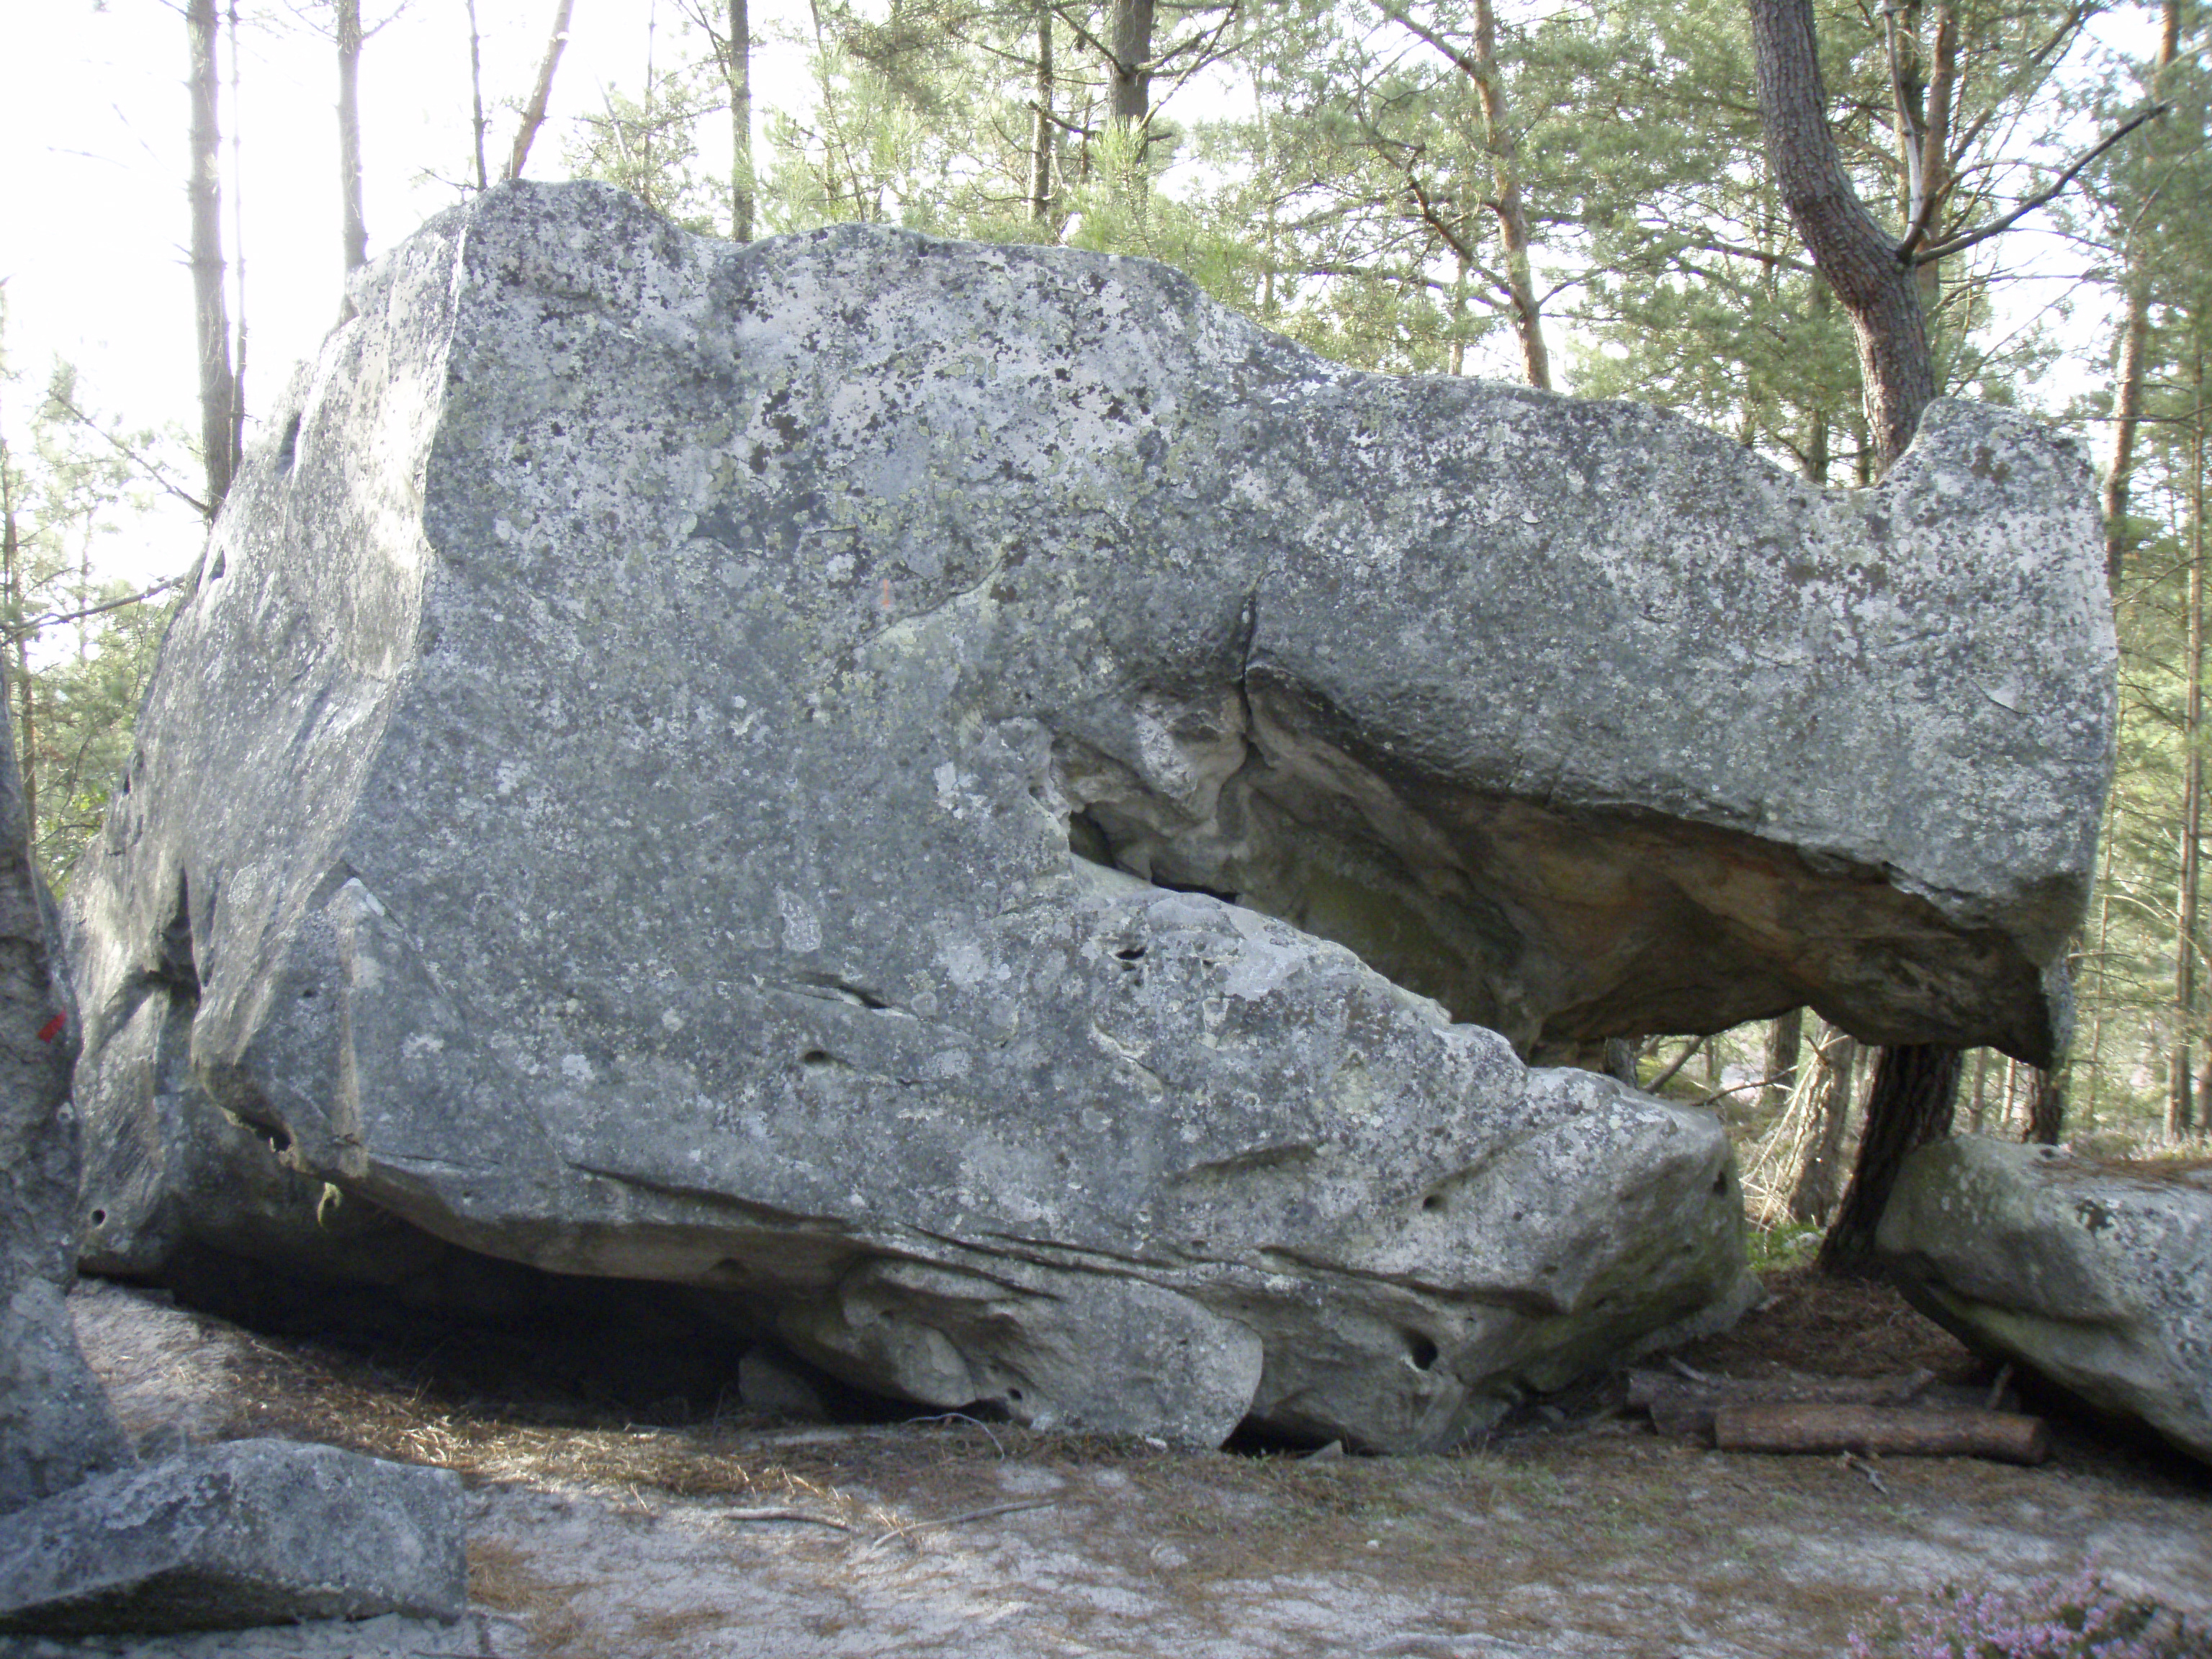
1879 1138 2212 1465
0 1439 466 1635
0 673 127 1514
71 181 2110 1449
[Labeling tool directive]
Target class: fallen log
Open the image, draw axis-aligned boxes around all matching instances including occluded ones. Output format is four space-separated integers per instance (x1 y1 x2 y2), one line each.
1628 1369 1928 1439
1626 1370 2013 1440
1712 1403 2049 1465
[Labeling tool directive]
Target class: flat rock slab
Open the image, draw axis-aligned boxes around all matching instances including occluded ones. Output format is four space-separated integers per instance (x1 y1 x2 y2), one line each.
1880 1138 2212 1466
0 1440 465 1636
67 181 2109 1449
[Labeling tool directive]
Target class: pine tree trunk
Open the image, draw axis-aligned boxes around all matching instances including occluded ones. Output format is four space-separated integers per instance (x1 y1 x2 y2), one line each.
505 0 575 182
2026 1067 2065 1146
1028 1 1054 226
1469 0 1550 390
729 0 753 241
1109 0 1153 129
186 0 235 517
1747 0 1936 469
1817 1044 1961 1275
2101 0 2180 591
1763 1008 1804 1114
336 0 367 274
1789 1028 1855 1225
2177 349 2209 1140
467 0 489 191
2173 482 2203 1140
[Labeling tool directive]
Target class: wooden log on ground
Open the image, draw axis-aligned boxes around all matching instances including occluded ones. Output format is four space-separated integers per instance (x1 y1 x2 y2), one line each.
1712 1403 2049 1465
1626 1369 1940 1439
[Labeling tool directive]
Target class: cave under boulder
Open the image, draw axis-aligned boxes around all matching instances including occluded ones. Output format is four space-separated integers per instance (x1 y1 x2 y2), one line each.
68 181 2111 1451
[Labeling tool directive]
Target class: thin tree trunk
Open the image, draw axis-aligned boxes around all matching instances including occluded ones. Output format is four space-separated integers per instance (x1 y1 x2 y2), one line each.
1789 1028 1855 1224
2174 426 2204 1141
2178 346 2209 1140
225 0 247 480
1028 1 1053 227
468 0 490 191
1469 0 1550 390
1817 1044 1961 1275
505 0 576 182
0 433 28 846
1970 1047 1989 1131
2027 1066 2065 1145
726 0 752 238
1748 0 1937 469
337 0 367 274
1902 4 1956 312
2101 0 2180 592
186 0 236 516
1763 1008 1804 1113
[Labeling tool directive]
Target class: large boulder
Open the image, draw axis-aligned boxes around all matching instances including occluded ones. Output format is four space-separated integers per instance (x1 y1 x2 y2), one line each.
0 672 127 1512
69 182 2109 1449
1879 1137 2212 1465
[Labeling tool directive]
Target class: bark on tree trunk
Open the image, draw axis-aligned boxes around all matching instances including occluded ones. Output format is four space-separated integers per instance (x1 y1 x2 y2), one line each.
337 0 367 274
2177 347 2209 1140
1028 1 1054 227
2026 1067 2065 1146
0 451 30 845
1747 0 1936 469
505 0 575 183
186 0 236 517
728 0 753 242
1470 0 1550 390
1108 0 1154 130
1762 1008 1804 1114
2101 0 2181 592
467 0 490 191
1817 1043 1960 1275
2174 439 2204 1141
1789 1028 1854 1225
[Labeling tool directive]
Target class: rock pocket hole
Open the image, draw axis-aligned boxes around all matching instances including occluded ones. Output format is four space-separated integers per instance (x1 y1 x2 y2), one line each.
1114 945 1146 963
276 413 302 475
1403 1332 1440 1371
89 1208 107 1228
1712 1169 1730 1195
1421 1193 1446 1214
800 1049 837 1069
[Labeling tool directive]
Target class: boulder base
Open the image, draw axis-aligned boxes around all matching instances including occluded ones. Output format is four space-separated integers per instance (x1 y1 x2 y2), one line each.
69 182 2113 1449
1879 1137 2212 1465
0 1440 466 1635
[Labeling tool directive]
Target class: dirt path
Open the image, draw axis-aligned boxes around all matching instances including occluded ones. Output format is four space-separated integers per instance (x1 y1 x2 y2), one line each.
6 1277 2207 1658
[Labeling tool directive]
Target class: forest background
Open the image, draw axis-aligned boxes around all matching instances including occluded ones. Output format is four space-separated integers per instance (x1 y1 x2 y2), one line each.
3 0 2206 1248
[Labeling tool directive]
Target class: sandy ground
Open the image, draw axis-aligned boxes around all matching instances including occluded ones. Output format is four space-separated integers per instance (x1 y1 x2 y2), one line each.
4 1277 2208 1658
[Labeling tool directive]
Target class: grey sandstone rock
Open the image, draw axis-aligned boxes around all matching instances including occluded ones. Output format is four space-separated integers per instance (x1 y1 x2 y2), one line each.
0 673 128 1514
68 181 2110 1449
0 1439 466 1635
1879 1137 2212 1465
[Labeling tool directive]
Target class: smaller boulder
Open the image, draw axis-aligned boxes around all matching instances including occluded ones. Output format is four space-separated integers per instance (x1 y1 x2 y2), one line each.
0 669 127 1514
737 1349 830 1423
0 1439 467 1636
1878 1136 2212 1465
